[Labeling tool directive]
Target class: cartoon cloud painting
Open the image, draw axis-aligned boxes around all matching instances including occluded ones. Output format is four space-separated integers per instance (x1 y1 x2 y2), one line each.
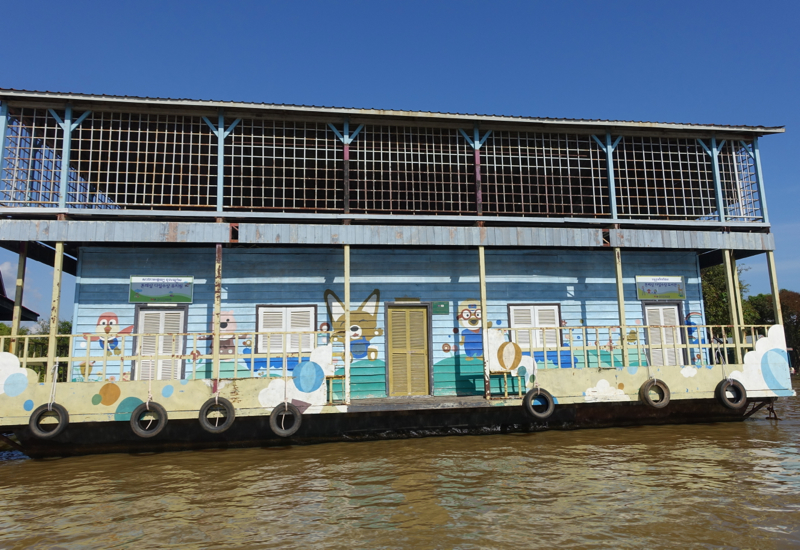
730 325 795 398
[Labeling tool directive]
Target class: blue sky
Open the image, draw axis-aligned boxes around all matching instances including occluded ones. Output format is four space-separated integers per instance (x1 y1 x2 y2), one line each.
0 0 798 322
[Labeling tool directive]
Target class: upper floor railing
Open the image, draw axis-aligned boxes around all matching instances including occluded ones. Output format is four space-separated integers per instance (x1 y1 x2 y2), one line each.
0 103 768 223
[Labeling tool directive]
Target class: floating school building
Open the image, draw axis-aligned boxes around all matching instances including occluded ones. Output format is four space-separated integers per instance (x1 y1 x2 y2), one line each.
0 90 794 457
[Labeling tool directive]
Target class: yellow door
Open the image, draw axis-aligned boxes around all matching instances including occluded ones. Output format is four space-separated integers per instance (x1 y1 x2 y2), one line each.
388 306 429 396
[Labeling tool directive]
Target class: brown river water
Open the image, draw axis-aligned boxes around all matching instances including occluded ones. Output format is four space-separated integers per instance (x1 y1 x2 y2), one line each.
1 379 799 549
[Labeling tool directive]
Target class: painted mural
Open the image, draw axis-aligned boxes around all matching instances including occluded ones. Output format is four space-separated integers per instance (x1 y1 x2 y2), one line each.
325 289 383 361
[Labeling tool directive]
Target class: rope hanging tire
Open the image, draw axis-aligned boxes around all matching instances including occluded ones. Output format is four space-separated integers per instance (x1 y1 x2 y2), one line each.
639 379 670 409
715 379 747 410
130 402 168 438
29 403 69 439
199 397 235 434
522 388 555 420
269 402 302 437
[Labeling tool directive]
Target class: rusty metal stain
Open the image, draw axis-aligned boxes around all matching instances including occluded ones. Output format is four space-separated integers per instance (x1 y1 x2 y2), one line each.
166 222 178 242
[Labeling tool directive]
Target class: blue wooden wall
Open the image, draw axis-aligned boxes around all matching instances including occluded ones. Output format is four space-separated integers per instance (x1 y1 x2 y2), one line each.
72 247 704 398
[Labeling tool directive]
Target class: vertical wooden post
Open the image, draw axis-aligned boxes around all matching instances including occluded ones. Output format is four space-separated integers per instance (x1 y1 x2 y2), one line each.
45 242 64 383
722 250 742 363
766 250 783 325
212 244 222 379
614 247 629 366
478 246 490 398
731 254 745 327
344 245 351 404
9 242 28 355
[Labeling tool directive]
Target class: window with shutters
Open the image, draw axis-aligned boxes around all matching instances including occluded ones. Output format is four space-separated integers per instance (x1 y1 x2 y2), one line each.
508 304 561 349
256 305 316 354
644 304 683 366
135 307 186 381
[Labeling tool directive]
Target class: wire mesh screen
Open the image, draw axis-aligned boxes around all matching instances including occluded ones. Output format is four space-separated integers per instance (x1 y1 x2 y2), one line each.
614 137 718 220
718 141 762 222
349 126 472 214
0 107 63 207
481 132 607 217
70 112 215 209
225 120 342 211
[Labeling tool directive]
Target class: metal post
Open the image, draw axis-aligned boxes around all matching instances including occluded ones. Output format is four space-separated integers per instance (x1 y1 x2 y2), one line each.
722 250 742 363
9 242 28 355
752 138 770 224
478 246 490 398
344 245 351 404
58 105 73 208
766 250 783 325
46 242 64 383
203 110 241 214
212 244 222 379
474 126 483 215
343 142 350 214
711 136 725 223
614 247 629 366
216 112 225 212
0 103 8 184
606 133 618 220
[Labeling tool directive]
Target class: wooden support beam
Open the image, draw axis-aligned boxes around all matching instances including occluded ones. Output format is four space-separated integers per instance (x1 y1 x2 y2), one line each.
344 245 351 404
614 247 629 366
212 244 222 380
722 250 742 364
478 246 490 398
45 242 64 383
766 250 783 325
9 242 27 355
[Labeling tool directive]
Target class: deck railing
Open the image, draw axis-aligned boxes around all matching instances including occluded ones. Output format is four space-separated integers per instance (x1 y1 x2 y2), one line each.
1 330 335 383
0 324 770 386
491 324 771 371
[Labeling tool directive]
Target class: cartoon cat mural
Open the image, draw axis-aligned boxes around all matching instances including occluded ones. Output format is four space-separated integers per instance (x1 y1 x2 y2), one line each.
324 289 383 361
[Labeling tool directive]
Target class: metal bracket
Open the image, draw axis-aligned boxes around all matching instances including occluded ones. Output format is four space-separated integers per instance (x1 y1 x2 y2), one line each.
459 123 491 149
329 118 363 145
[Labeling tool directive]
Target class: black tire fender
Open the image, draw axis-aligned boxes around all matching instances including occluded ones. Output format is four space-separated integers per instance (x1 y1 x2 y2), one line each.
269 402 302 437
639 379 670 409
715 379 747 410
29 403 69 439
130 402 168 438
522 388 555 420
199 397 235 434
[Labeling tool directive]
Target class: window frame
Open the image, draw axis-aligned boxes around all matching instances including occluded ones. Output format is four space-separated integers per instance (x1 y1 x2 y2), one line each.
506 303 563 348
255 304 318 354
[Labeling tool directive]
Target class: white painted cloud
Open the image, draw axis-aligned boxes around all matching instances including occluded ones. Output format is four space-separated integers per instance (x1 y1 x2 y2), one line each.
584 379 630 402
0 352 28 396
258 378 328 413
730 325 794 397
681 366 698 378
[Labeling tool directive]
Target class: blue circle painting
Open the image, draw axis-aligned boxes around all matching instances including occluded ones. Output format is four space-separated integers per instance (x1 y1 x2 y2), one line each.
294 361 325 393
4 372 28 397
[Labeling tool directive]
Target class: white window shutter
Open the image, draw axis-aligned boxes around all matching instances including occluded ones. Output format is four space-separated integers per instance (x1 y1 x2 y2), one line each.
509 305 534 348
137 310 161 381
288 307 314 352
258 308 286 353
646 305 680 366
535 306 560 348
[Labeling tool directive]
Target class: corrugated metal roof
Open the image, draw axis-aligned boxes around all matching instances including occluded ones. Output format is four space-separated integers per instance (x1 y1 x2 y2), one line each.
0 88 785 134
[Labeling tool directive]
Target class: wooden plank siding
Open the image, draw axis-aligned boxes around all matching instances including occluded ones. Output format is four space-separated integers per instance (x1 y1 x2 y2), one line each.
72 247 705 399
